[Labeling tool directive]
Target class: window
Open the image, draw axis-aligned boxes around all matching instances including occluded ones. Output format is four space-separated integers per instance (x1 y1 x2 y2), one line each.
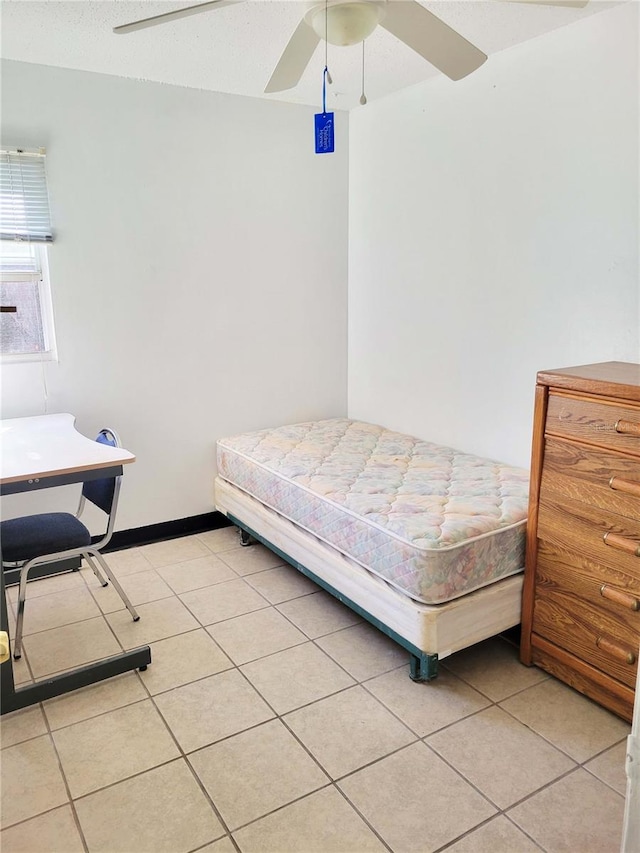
1 242 56 358
0 148 56 361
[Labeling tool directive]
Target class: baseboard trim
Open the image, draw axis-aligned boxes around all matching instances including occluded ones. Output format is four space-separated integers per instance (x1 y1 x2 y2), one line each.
101 511 233 552
5 513 233 587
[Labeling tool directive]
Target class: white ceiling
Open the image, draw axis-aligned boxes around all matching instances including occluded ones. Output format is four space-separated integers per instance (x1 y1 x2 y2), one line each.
0 0 624 110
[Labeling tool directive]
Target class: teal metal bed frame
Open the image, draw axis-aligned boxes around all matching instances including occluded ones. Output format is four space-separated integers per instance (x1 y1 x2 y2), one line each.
228 513 439 682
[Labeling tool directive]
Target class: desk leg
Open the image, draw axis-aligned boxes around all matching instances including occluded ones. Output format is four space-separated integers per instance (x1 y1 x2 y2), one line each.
0 567 151 716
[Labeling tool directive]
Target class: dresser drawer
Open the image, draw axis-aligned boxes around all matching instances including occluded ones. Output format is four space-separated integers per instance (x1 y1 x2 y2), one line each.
532 568 639 689
533 592 638 688
546 393 640 457
540 438 640 522
533 592 638 689
537 494 640 581
534 539 640 636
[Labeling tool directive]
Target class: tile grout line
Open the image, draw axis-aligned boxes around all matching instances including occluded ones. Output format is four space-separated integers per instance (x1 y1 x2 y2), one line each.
136 654 245 850
417 695 609 820
432 811 547 853
43 704 91 853
497 697 631 770
188 835 242 853
358 670 492 740
421 733 624 853
7 646 623 852
136 608 400 850
3 544 232 845
2 534 631 852
1 537 235 846
204 598 477 852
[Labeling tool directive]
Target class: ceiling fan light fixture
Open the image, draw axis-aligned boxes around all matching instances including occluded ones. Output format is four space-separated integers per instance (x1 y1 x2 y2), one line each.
306 1 384 47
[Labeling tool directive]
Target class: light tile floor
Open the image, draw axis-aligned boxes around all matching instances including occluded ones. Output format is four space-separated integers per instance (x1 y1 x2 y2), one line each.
0 528 631 853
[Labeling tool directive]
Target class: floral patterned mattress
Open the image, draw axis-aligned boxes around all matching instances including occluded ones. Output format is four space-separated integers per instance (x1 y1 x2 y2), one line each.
216 419 529 605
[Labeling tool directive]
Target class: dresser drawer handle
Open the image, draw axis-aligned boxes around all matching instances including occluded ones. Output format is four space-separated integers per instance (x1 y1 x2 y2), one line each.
599 584 640 611
609 476 640 499
603 531 640 557
615 419 640 437
596 635 637 666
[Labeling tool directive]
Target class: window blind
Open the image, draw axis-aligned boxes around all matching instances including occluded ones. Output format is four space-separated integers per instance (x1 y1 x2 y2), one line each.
0 241 40 275
0 149 53 242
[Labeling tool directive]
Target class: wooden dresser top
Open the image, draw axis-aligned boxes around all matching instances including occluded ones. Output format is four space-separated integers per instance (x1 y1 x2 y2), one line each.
536 361 640 402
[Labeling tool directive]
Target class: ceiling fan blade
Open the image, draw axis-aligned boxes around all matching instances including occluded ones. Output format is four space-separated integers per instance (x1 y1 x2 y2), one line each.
113 0 242 34
264 20 320 94
380 0 487 81
502 0 589 6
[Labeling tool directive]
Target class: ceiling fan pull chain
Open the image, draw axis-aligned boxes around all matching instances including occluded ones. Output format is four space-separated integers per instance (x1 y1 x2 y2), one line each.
314 64 335 154
322 66 329 114
324 0 332 84
360 40 367 105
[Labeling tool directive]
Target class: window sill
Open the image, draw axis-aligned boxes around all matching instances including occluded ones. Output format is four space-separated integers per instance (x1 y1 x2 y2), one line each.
1 351 57 365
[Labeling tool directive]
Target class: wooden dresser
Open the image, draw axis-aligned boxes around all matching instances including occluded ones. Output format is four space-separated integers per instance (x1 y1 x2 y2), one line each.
521 361 640 722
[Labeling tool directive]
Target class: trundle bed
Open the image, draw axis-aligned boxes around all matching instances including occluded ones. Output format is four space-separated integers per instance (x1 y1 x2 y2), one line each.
215 419 530 680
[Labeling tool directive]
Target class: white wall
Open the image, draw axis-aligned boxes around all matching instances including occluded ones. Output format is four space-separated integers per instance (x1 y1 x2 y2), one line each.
2 3 638 530
348 2 639 469
1 61 349 528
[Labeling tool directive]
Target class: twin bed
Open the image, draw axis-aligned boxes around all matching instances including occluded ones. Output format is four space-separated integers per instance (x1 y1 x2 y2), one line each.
215 419 529 680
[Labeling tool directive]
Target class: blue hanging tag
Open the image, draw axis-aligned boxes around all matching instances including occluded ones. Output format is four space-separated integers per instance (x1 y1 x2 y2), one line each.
315 66 335 154
315 112 334 154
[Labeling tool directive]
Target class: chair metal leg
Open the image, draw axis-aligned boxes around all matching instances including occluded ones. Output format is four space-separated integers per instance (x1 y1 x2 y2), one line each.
89 551 139 622
84 554 108 587
13 559 36 660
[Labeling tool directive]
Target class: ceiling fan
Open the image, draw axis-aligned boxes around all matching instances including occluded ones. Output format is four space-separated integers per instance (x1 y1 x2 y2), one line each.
113 0 589 94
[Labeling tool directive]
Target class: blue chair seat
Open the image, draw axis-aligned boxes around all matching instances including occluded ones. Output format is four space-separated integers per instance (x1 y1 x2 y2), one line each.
1 513 91 563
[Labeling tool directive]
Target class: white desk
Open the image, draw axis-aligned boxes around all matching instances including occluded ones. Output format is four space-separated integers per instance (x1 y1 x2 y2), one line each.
0 413 150 715
1 413 135 490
